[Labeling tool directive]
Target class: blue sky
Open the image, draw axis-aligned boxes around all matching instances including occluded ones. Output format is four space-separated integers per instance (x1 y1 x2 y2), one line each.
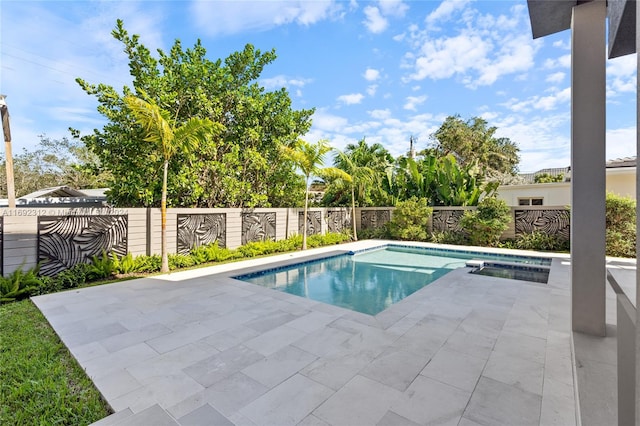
1 0 637 172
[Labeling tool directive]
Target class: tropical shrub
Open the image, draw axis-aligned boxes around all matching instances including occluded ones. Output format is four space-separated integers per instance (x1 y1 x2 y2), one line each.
133 255 162 273
53 263 92 289
358 227 388 240
0 266 42 303
606 192 636 258
386 197 432 241
168 253 196 270
307 231 352 247
460 196 511 247
430 230 468 245
87 251 117 281
513 231 569 252
112 253 138 275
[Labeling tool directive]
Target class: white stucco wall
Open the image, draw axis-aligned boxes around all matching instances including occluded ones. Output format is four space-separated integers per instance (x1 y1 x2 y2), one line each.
606 168 635 199
496 183 572 206
498 166 636 206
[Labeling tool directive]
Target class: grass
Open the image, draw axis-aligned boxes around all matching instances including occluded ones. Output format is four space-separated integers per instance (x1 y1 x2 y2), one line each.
0 300 112 425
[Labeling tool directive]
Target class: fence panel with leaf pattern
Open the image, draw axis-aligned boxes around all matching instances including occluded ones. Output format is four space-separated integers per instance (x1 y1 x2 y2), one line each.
37 215 128 276
1 206 573 276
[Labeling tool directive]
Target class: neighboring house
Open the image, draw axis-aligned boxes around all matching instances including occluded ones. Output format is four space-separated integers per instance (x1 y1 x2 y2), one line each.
0 186 108 208
497 156 636 206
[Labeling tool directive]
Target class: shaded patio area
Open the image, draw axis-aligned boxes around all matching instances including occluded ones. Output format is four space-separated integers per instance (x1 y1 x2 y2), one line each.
32 241 576 426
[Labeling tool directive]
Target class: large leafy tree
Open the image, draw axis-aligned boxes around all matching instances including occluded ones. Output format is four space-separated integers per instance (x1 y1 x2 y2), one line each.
124 94 218 272
430 115 520 176
0 135 109 198
76 20 312 208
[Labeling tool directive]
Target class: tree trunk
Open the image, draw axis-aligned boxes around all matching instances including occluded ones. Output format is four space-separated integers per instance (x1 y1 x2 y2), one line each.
303 177 309 250
351 186 358 241
161 160 169 273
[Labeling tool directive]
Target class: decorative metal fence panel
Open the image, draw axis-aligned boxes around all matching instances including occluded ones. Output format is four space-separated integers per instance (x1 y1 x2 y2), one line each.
241 212 276 244
515 209 570 240
298 211 322 236
177 213 226 255
431 209 465 232
327 210 350 233
360 210 391 230
37 215 128 276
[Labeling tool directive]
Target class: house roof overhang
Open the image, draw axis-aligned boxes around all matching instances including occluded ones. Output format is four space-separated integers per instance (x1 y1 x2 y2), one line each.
526 0 636 59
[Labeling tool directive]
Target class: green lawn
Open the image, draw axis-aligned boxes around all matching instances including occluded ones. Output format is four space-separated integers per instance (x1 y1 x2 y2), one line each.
0 299 112 425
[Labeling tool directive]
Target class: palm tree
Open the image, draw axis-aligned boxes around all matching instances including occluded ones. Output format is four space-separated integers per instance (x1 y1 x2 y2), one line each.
333 138 392 206
124 94 218 272
282 139 338 250
329 150 375 241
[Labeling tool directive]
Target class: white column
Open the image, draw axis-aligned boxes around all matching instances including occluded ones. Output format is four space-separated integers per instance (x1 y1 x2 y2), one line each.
570 0 606 336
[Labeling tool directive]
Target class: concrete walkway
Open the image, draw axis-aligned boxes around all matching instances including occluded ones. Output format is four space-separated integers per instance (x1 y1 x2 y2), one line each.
32 241 577 426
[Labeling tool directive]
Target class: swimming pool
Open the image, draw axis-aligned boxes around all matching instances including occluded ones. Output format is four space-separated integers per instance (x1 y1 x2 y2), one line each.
234 245 550 315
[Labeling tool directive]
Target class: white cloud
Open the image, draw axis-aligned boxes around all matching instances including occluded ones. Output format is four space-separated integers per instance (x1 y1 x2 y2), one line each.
552 39 570 50
534 88 571 110
607 127 636 161
607 54 637 96
337 93 365 105
369 109 392 120
546 72 565 84
545 54 571 69
403 95 427 111
403 4 540 88
190 0 342 36
366 84 378 96
363 5 388 33
502 87 571 113
425 0 472 28
378 0 409 18
311 109 349 132
261 75 312 90
363 68 381 81
491 112 571 172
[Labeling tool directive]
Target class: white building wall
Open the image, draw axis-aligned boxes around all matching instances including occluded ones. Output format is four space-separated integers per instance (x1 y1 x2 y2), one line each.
496 183 572 206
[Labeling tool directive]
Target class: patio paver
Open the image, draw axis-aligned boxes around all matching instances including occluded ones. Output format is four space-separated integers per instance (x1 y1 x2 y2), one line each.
31 241 577 425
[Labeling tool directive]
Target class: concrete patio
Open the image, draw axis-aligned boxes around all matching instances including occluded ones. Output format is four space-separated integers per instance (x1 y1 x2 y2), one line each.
32 241 577 426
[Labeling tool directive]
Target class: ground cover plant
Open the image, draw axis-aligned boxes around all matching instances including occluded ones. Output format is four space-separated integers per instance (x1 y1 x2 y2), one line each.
0 300 112 425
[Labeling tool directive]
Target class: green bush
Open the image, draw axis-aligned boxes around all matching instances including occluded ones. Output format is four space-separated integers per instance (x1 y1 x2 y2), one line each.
168 253 196 270
358 227 388 240
430 230 468 245
606 192 636 258
190 246 209 265
202 243 240 262
386 197 432 241
513 231 569 252
460 197 511 247
0 266 42 303
112 253 138 275
133 254 162 273
55 263 91 289
86 251 117 281
308 232 352 247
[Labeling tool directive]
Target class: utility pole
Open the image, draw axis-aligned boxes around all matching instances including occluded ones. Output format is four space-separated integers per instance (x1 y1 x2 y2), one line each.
0 95 16 208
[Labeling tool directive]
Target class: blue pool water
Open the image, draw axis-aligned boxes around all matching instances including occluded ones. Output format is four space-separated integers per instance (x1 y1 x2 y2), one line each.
234 246 550 315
